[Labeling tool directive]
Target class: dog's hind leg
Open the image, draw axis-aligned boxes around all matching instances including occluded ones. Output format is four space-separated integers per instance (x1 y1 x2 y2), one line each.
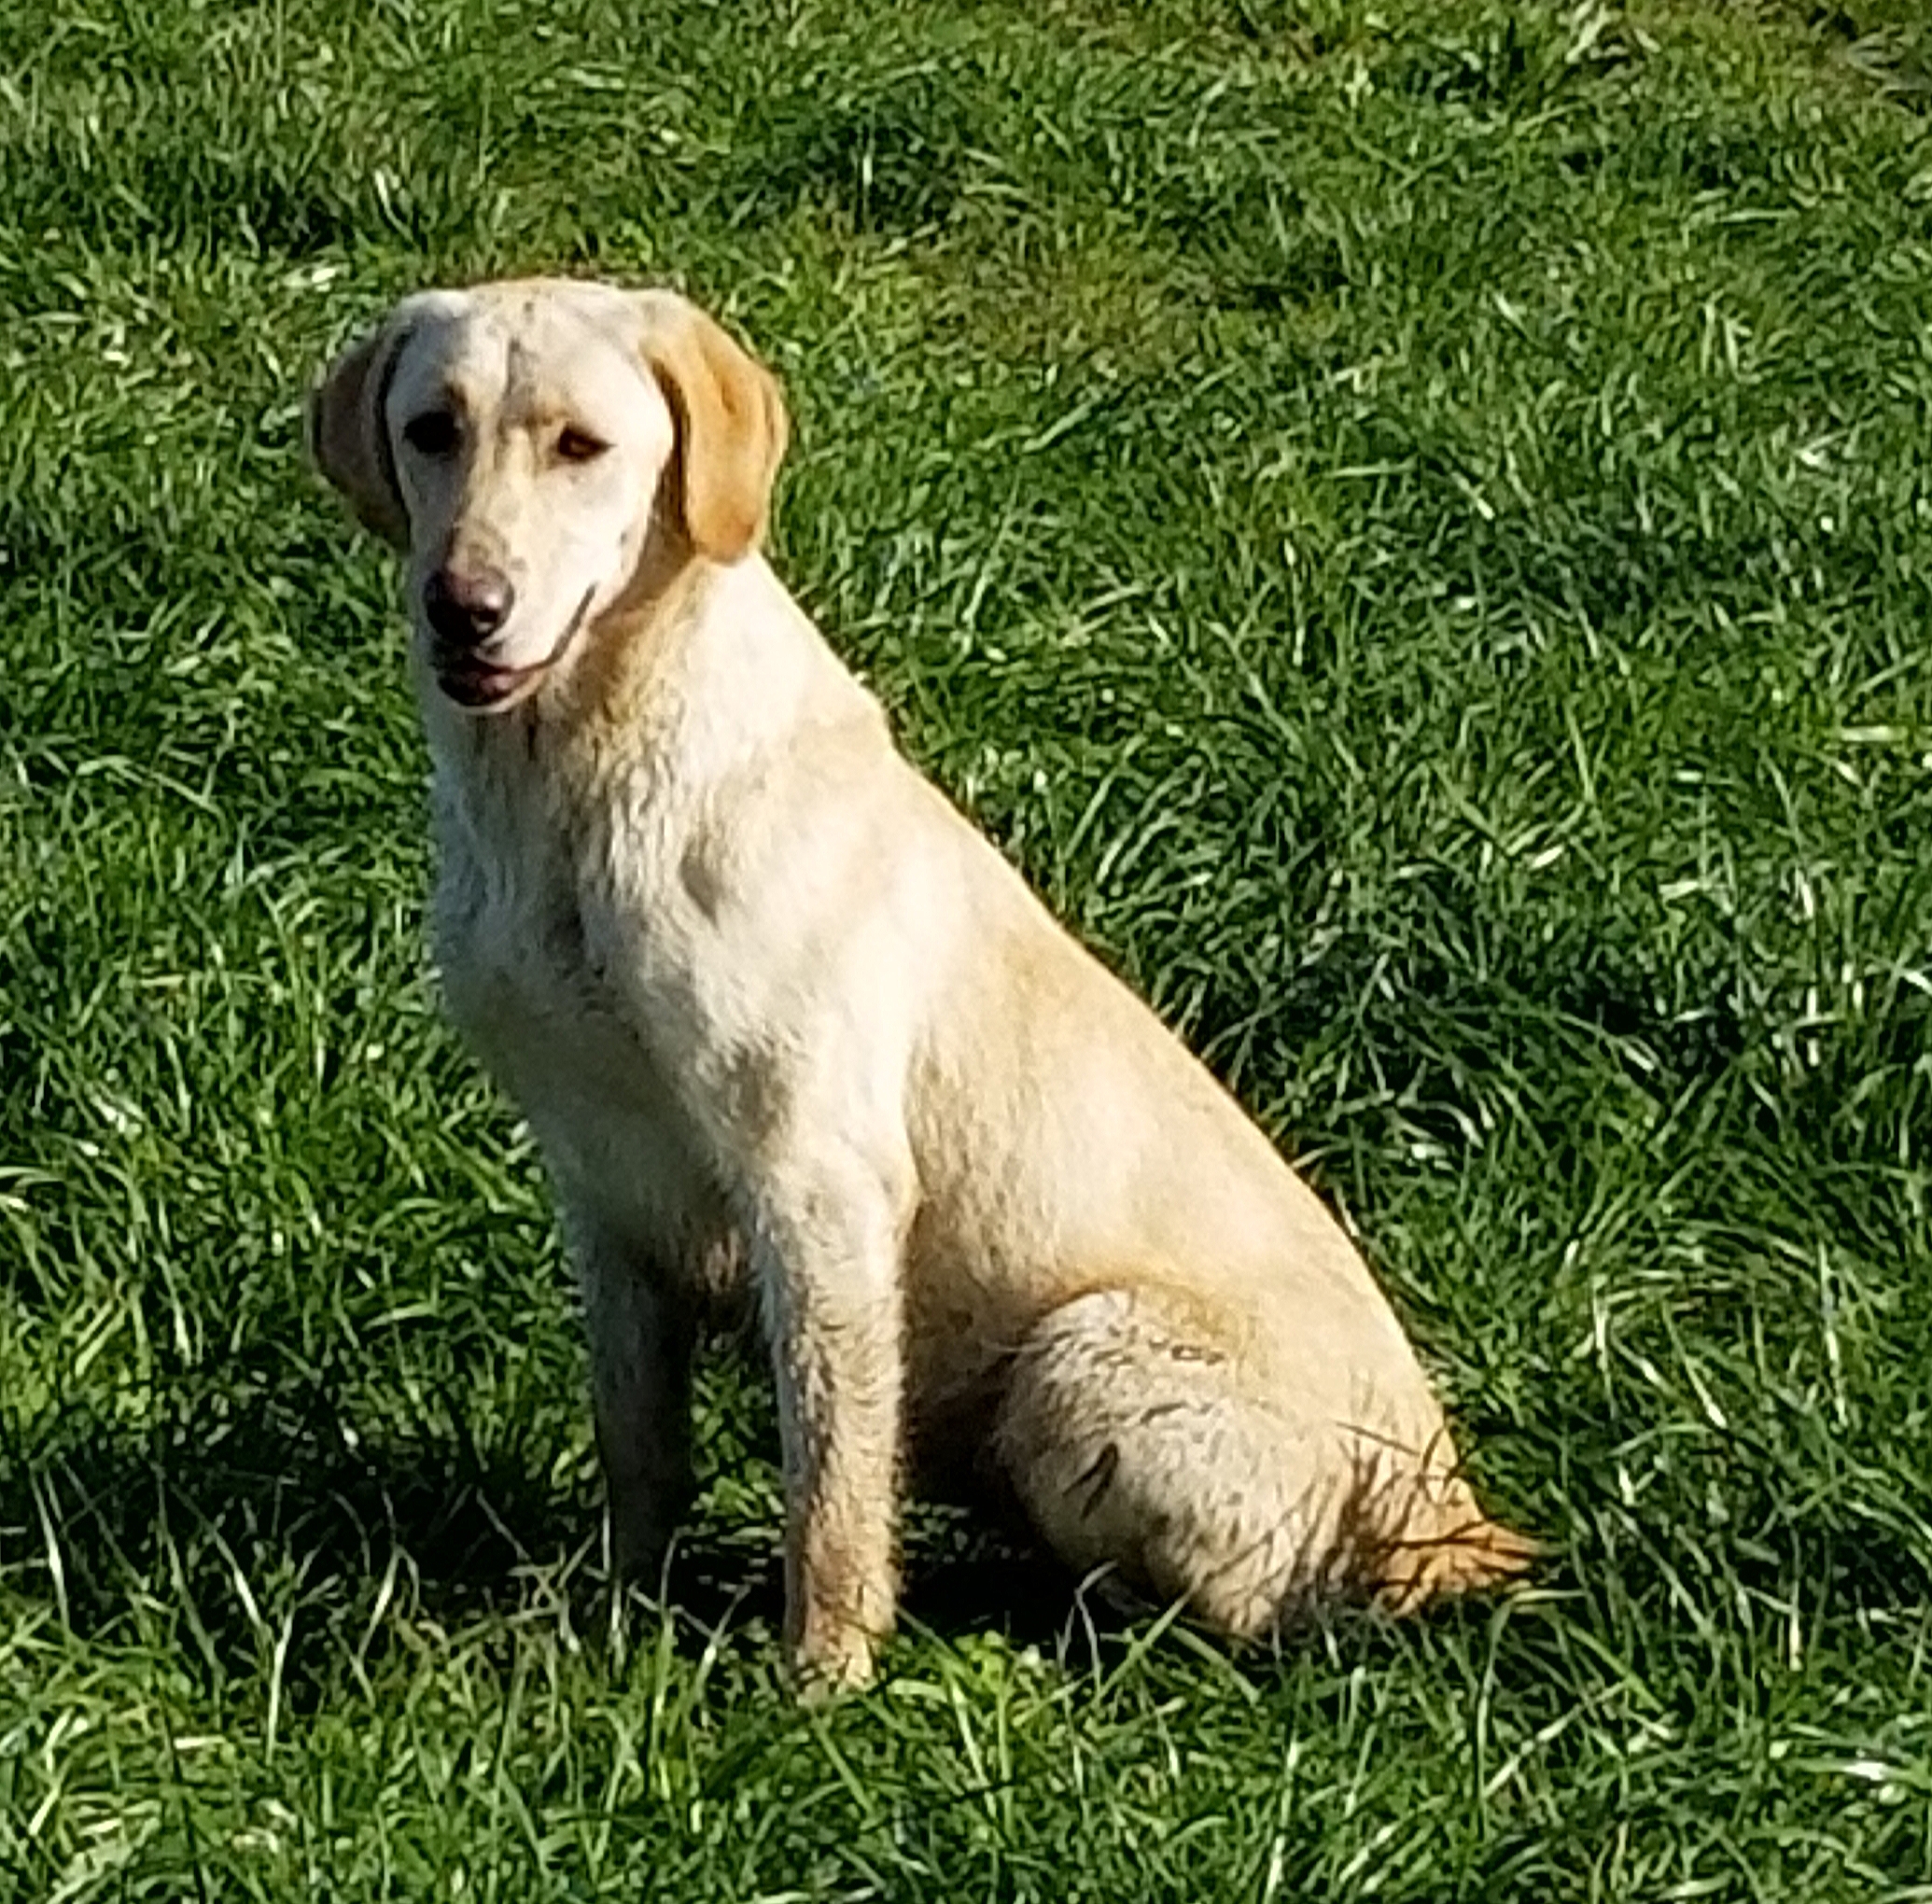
992 1286 1531 1637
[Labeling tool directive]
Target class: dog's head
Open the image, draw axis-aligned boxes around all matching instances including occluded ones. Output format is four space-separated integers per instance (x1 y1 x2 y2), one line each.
308 279 788 714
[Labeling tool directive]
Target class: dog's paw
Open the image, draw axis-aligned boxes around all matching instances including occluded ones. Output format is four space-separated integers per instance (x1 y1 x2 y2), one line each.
789 1629 878 1703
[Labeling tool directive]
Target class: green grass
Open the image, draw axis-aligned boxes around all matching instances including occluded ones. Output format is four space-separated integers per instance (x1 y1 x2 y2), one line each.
4 0 1932 1895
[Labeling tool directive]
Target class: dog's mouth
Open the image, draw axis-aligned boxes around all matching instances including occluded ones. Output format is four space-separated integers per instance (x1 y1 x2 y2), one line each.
436 653 548 709
432 587 597 712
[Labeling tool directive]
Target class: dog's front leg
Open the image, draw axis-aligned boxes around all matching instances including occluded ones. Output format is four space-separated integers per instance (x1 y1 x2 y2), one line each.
569 1210 697 1590
749 1155 908 1697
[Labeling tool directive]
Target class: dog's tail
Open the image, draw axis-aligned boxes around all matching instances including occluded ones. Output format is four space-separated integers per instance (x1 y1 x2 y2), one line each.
1372 1499 1542 1616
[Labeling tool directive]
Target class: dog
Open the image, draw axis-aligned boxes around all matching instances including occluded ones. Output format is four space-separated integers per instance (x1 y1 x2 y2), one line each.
309 277 1533 1694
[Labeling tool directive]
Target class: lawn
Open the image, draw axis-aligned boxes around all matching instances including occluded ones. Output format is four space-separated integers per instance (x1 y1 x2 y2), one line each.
4 0 1932 1896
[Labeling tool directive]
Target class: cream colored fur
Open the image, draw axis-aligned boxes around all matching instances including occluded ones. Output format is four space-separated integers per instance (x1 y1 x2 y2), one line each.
309 276 1533 1695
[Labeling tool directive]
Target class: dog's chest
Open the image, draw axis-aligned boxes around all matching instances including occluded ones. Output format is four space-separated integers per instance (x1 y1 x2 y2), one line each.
427 763 696 1187
436 845 603 1069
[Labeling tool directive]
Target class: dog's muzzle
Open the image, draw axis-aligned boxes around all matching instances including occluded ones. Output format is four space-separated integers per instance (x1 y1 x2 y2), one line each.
429 584 597 712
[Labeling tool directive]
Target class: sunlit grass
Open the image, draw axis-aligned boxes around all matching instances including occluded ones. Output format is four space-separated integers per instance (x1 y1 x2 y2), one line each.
3 1 1930 1897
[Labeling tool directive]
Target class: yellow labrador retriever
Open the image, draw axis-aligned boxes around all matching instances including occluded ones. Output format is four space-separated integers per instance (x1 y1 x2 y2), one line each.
310 278 1532 1693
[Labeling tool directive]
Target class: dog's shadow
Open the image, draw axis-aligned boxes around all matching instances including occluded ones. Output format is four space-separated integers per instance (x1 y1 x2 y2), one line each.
625 1506 1118 1669
3 1365 1125 1688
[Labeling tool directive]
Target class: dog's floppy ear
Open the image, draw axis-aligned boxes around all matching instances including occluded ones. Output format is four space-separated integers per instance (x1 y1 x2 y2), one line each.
638 297 789 564
307 311 416 550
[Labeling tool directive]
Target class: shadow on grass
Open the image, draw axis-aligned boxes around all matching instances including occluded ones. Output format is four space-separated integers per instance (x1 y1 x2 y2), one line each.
11 1363 1930 1712
1 1371 583 1645
0 1363 1134 1687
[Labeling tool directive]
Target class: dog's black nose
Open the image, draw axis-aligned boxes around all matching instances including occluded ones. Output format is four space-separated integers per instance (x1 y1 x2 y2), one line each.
425 566 514 646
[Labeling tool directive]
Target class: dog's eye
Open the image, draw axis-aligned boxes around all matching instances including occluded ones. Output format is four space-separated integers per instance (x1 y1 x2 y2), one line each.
403 410 460 458
555 427 609 465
